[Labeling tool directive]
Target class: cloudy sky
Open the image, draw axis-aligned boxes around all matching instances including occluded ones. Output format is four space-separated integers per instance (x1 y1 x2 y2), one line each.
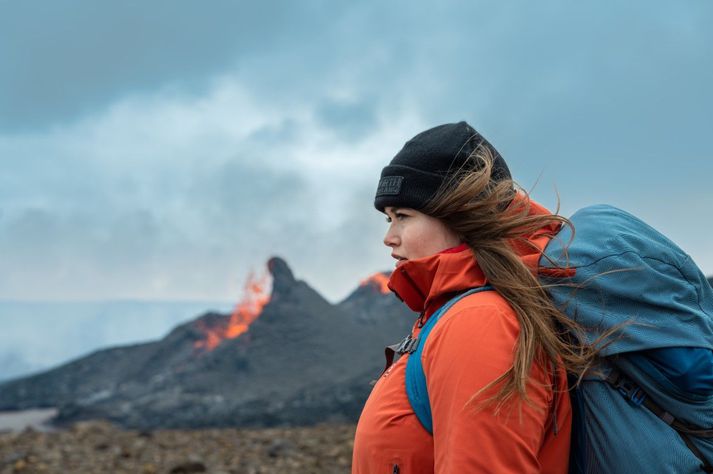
2 0 712 305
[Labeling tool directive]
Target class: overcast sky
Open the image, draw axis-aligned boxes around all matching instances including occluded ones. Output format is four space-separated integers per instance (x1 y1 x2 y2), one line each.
2 0 712 304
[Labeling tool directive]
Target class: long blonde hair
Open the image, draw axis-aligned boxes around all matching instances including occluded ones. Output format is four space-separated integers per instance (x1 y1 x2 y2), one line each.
423 146 596 408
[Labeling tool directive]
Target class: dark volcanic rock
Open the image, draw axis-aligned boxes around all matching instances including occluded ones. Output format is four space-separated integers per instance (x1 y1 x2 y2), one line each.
268 256 296 297
0 258 416 430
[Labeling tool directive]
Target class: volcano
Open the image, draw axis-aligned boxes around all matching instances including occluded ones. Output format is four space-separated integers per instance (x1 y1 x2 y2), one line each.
0 258 414 429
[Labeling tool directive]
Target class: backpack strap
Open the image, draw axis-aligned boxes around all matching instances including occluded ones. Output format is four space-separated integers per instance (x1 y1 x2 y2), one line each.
404 286 494 434
606 367 713 437
606 367 713 473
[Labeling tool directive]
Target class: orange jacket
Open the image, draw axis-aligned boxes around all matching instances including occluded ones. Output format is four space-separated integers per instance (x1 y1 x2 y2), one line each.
352 201 571 474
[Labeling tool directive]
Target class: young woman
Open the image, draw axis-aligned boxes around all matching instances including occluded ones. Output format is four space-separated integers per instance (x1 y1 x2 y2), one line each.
352 122 593 473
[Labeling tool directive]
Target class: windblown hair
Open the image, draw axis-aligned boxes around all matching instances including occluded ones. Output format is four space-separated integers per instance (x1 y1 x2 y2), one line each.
422 146 598 409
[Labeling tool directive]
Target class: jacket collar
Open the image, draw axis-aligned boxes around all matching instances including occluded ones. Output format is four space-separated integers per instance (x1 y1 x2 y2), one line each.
388 245 485 316
386 199 563 318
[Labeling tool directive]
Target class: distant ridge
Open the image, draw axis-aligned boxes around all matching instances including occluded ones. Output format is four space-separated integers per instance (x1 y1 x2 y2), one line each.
0 300 232 382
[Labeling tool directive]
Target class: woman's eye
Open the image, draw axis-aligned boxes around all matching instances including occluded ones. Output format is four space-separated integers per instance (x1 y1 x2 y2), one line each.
385 212 407 223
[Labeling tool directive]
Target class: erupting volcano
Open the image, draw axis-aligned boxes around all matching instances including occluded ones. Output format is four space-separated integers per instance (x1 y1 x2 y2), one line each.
195 271 273 351
0 256 417 430
360 272 391 295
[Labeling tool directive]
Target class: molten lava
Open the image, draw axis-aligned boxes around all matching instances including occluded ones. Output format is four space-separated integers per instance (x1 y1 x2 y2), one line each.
194 271 272 352
360 272 391 295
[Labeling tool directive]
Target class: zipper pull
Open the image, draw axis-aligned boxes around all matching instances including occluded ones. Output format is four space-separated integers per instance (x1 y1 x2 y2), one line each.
416 311 425 328
393 464 400 474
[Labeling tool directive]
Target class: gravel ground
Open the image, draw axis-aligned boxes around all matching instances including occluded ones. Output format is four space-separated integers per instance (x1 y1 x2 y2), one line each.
0 421 356 474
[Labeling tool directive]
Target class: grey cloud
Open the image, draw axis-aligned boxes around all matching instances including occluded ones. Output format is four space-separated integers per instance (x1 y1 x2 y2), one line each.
315 99 379 141
0 140 321 299
0 207 163 299
0 0 344 131
187 154 311 237
3 0 712 141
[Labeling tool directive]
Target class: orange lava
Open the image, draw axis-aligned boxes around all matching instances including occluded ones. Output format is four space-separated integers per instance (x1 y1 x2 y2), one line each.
195 271 272 351
360 272 391 294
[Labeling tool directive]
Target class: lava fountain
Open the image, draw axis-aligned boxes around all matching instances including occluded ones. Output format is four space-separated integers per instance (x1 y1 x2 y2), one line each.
194 271 273 352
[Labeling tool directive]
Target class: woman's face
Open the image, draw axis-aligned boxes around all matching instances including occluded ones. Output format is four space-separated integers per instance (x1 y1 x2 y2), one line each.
383 207 461 267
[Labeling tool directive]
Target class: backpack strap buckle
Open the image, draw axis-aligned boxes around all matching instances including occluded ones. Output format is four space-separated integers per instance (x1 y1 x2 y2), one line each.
606 368 646 406
395 335 419 354
381 335 421 378
620 384 646 406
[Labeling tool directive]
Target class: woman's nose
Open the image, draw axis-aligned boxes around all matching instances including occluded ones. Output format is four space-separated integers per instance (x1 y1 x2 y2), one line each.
383 226 399 248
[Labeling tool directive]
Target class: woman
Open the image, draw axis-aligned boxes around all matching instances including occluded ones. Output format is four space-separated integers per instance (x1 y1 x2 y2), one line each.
352 122 594 473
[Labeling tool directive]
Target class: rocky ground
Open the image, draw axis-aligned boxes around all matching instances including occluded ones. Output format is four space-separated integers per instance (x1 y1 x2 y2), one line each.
0 421 356 474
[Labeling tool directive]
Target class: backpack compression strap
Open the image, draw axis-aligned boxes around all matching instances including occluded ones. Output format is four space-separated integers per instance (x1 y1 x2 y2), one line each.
606 367 713 473
405 286 494 434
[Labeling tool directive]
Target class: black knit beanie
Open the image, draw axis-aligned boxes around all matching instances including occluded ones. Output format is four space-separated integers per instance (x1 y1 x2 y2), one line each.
374 121 512 212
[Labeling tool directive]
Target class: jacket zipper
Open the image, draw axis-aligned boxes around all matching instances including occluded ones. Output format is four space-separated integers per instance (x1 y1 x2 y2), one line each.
392 464 400 474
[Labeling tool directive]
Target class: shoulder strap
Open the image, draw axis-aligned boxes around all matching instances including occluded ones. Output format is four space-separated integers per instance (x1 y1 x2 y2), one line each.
405 286 494 434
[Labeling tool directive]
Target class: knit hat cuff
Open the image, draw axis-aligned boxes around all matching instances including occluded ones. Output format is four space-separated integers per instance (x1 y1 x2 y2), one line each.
374 164 445 212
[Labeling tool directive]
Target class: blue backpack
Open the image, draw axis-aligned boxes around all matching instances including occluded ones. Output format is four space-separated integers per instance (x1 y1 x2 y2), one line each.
393 204 713 473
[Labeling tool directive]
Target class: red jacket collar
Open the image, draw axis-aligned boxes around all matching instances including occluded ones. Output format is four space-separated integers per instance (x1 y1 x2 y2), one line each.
386 198 565 317
388 246 486 316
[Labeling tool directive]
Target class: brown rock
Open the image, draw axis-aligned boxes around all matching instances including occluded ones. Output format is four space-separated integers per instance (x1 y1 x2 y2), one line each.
168 461 207 473
0 420 355 473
